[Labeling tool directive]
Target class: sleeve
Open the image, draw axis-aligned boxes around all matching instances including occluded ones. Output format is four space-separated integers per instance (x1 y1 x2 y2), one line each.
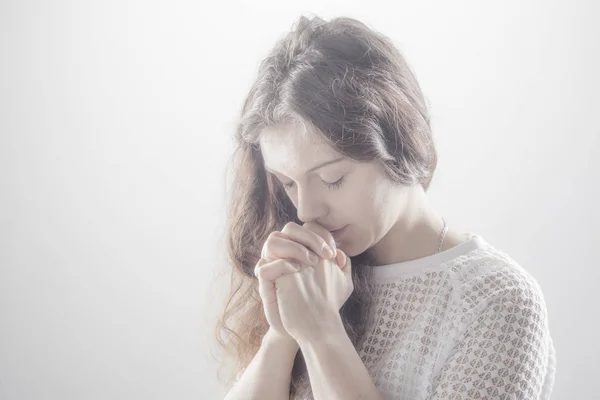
429 280 555 400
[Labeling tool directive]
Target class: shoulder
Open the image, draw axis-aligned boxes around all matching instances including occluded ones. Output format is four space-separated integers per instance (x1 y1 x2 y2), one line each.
447 239 550 322
434 239 556 399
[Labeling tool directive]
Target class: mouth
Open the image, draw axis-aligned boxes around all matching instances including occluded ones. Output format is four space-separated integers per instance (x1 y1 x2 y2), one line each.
329 225 348 240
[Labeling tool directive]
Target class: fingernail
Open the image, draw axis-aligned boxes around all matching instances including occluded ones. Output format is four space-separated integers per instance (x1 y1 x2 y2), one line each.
309 252 319 264
323 245 334 258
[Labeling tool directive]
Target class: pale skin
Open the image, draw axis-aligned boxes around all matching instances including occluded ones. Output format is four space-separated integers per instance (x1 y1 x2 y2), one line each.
224 123 469 400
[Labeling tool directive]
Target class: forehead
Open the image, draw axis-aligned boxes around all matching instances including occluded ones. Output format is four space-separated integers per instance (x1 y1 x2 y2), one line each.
259 124 338 172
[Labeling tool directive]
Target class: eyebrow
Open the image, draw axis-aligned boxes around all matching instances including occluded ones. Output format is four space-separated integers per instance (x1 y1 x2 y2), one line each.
265 156 345 176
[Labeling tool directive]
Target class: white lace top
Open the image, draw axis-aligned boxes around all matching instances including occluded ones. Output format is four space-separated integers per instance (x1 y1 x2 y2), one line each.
356 232 556 399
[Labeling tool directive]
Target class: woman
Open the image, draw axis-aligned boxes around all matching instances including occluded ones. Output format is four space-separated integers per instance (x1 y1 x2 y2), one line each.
215 14 556 400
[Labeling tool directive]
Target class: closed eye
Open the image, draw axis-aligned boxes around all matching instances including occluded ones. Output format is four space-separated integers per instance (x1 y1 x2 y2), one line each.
282 176 346 191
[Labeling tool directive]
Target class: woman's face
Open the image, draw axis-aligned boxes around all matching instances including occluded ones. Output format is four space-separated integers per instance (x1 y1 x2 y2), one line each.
259 124 409 257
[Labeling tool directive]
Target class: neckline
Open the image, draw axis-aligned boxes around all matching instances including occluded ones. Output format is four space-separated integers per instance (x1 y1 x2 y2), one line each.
370 232 486 282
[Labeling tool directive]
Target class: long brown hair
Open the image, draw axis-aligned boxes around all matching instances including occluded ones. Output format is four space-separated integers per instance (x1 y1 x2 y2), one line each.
213 14 438 399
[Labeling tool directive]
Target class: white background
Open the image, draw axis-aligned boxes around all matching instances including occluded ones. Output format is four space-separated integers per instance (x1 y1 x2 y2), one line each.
1 0 598 399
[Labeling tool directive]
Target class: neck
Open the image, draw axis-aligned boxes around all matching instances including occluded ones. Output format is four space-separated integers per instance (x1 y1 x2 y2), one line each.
368 184 447 266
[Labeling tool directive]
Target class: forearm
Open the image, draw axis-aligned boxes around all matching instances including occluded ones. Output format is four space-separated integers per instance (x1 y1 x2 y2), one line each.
298 315 384 400
224 329 299 400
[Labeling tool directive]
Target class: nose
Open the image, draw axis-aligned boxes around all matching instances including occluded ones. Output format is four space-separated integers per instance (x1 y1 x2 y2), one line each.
295 187 326 224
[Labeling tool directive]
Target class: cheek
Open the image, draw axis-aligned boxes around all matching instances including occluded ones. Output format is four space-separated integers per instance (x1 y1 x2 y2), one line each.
354 181 392 230
332 188 369 219
333 189 377 232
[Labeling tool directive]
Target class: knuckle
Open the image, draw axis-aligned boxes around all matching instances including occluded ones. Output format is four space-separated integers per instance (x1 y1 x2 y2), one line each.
274 259 285 266
274 259 288 271
264 237 272 248
306 248 319 263
254 258 268 278
265 232 278 244
302 221 316 230
305 248 314 259
263 234 278 250
282 222 298 232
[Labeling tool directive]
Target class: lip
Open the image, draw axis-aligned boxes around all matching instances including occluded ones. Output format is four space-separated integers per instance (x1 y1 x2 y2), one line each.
329 225 348 241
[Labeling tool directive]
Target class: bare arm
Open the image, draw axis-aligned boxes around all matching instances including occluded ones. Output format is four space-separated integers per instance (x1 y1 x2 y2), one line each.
224 329 300 400
298 312 384 400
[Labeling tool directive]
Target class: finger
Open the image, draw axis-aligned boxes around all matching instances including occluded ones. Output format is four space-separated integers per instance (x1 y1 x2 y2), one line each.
280 222 336 260
262 233 322 267
254 257 269 278
337 249 353 292
257 260 299 306
256 259 301 281
336 249 350 274
258 275 282 308
300 221 338 259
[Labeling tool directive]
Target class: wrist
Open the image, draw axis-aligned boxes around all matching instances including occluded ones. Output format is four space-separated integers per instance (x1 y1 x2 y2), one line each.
297 311 347 349
264 329 300 352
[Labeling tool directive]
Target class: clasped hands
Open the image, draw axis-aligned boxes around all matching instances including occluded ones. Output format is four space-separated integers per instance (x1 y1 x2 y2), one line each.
254 221 353 346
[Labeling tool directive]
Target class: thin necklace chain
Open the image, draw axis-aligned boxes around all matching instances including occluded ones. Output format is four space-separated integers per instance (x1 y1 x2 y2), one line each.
435 217 448 254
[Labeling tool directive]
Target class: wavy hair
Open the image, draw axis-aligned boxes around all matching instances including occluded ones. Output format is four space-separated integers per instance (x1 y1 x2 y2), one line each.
213 14 438 399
